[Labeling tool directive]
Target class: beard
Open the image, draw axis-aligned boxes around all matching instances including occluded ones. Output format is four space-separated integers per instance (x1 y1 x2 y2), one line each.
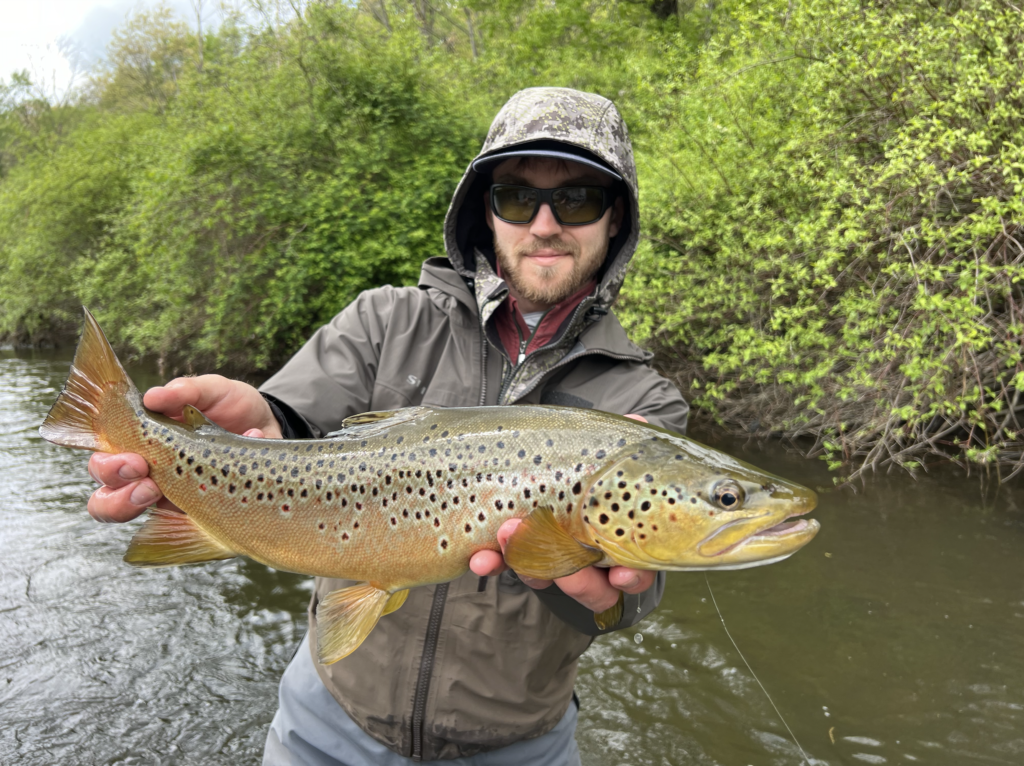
494 235 608 307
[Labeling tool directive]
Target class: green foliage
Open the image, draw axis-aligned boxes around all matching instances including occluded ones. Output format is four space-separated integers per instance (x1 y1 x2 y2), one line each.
2 0 1023 476
619 0 1024 478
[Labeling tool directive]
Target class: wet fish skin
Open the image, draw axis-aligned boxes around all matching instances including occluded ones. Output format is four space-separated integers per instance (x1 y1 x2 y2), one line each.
40 309 820 663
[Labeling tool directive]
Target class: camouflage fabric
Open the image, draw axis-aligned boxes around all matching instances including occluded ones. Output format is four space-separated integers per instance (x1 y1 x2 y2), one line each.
445 87 644 405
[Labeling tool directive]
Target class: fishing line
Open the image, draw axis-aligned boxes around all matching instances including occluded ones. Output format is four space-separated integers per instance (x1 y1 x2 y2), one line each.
704 573 810 765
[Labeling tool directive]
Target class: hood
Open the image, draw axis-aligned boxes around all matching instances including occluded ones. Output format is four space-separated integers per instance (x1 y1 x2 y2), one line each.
443 87 640 311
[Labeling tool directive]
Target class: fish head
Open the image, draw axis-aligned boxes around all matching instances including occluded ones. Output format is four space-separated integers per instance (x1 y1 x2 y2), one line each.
577 434 819 571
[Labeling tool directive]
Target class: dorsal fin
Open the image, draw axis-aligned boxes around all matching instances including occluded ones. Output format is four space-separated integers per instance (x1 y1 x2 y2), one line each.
326 406 437 439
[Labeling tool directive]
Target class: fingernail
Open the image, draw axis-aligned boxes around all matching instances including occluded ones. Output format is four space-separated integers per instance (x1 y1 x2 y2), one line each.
129 484 159 506
118 465 143 480
622 575 640 589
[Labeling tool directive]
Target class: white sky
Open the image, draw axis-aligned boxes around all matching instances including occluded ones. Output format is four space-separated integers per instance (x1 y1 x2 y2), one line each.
0 0 203 98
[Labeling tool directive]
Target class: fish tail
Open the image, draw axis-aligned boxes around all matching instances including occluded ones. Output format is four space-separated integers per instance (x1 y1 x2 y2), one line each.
39 307 138 451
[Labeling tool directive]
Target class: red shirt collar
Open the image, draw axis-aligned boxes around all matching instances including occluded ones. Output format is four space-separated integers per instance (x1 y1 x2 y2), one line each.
493 262 596 363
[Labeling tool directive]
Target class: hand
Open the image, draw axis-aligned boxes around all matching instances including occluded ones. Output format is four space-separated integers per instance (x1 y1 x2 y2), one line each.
86 376 280 523
468 412 655 612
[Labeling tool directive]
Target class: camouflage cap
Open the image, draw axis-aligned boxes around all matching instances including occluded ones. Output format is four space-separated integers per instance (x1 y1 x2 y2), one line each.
444 87 640 312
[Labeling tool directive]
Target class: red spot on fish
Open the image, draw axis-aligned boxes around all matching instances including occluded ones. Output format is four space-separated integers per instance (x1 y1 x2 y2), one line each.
199 484 206 491
282 505 290 512
708 511 714 517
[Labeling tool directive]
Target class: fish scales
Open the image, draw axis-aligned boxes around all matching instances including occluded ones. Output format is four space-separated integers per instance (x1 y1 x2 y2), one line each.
124 406 645 587
40 309 820 663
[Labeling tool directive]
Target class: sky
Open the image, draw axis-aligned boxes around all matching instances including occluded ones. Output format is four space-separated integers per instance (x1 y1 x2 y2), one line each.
0 0 206 98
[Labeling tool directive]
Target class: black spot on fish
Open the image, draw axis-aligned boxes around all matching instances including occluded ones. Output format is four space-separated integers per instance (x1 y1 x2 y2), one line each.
397 436 404 444
179 450 186 459
575 463 583 472
372 487 378 496
287 488 295 497
441 501 448 510
195 466 203 475
429 448 437 457
430 494 436 502
228 484 236 493
465 524 472 533
290 467 299 477
605 492 613 499
595 450 606 459
319 523 325 530
691 498 698 504
221 466 229 477
615 528 625 537
572 481 582 495
539 484 547 493
403 509 409 517
326 491 333 501
641 501 651 511
599 514 609 524
495 499 503 510
441 431 449 437
558 491 565 501
441 539 447 548
533 455 542 465
203 449 210 458
257 492 264 500
478 445 486 453
546 439 554 447
668 498 676 504
617 438 626 448
611 503 620 512
175 466 183 475
316 479 323 489
581 449 589 456
187 456 194 465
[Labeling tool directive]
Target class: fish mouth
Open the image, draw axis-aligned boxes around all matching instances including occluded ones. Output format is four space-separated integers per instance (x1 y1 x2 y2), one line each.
753 518 815 538
697 500 818 558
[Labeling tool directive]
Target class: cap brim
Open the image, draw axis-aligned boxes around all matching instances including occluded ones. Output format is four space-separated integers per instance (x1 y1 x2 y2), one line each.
472 149 622 181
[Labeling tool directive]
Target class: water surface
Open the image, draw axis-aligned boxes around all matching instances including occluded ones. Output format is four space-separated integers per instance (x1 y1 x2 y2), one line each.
2 348 1022 765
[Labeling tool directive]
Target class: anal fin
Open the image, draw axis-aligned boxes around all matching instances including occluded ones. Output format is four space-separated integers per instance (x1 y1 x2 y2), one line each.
124 507 236 567
594 591 624 630
316 583 394 664
503 506 602 580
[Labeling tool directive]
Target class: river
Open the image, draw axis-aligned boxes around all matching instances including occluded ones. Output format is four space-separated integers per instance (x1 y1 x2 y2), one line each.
2 347 1023 765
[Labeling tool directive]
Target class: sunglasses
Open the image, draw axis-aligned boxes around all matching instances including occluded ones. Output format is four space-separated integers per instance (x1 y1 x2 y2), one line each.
489 184 615 226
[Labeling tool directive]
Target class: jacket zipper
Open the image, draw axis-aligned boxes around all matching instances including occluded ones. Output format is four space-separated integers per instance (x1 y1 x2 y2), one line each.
411 582 449 761
410 334 489 760
498 302 634 405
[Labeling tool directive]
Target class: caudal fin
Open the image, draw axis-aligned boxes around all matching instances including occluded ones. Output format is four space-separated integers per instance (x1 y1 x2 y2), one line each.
39 307 136 450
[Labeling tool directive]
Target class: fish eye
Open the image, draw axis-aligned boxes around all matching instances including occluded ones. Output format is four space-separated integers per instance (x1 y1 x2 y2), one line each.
711 481 745 510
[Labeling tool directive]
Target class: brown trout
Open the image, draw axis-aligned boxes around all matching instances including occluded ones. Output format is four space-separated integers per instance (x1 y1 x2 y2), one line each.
41 310 819 663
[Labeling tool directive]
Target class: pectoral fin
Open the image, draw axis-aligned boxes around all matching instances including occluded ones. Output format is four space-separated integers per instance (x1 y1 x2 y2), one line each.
316 583 394 664
124 507 236 567
503 506 602 580
594 591 624 630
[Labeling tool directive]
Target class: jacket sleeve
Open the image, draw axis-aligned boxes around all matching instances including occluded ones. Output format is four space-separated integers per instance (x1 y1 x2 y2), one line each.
531 571 666 635
258 287 401 437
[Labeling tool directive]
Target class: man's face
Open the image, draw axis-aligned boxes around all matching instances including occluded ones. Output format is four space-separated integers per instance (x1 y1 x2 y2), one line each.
484 157 624 312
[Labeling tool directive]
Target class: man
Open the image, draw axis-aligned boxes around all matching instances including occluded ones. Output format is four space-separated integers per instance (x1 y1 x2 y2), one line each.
86 87 689 764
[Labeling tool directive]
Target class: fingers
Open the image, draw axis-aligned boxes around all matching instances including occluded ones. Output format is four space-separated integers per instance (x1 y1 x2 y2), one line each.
607 567 656 594
142 376 282 438
469 549 507 577
624 413 648 423
87 479 160 523
88 452 150 489
551 568 621 612
142 375 232 418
